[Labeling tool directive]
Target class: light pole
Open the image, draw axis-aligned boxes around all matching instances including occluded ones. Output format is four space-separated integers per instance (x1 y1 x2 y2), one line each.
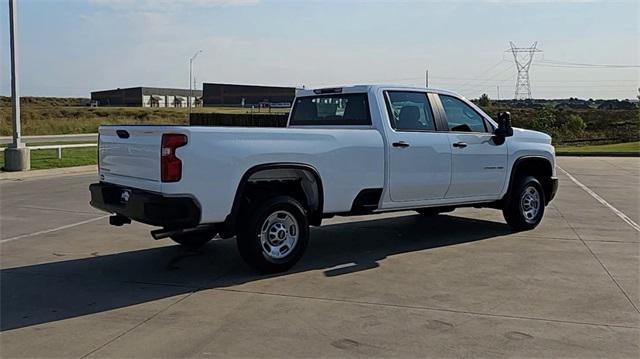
189 50 202 115
6 0 30 171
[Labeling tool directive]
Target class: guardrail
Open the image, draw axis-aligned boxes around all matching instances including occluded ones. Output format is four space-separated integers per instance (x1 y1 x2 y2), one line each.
0 133 98 145
2 143 97 159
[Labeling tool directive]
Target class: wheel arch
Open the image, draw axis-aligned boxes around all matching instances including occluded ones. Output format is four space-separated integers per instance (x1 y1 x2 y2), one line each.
223 162 324 236
505 156 555 205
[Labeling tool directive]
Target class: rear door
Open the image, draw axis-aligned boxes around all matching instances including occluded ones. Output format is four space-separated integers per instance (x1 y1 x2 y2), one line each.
385 91 452 201
435 94 507 199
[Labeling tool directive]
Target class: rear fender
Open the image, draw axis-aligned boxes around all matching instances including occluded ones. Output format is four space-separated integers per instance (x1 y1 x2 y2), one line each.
221 163 324 237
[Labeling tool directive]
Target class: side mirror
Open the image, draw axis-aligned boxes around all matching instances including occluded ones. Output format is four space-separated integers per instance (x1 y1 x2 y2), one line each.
494 111 513 144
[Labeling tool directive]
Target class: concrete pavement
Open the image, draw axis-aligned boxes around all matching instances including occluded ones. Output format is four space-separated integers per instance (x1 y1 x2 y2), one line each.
1 157 638 358
0 165 96 181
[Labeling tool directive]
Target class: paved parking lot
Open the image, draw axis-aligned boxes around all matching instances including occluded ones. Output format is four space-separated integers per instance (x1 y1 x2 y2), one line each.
1 157 638 358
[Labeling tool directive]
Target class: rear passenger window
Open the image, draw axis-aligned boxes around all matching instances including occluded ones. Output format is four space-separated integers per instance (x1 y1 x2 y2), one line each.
385 92 436 131
289 93 371 126
439 95 487 133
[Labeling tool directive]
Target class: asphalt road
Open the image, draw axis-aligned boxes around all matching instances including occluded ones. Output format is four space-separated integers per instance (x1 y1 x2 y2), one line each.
0 133 98 145
1 157 638 358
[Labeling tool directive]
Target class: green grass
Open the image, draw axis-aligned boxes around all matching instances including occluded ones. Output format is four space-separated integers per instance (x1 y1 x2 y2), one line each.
1 147 97 171
557 141 640 154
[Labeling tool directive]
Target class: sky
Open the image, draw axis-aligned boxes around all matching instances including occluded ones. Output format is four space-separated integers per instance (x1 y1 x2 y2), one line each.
1 0 638 99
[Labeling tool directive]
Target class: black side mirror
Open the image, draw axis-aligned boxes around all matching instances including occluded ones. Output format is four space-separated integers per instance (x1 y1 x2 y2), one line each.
494 111 513 145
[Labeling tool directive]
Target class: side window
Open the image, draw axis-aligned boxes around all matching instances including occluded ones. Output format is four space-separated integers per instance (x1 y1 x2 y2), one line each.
439 95 487 133
385 92 436 131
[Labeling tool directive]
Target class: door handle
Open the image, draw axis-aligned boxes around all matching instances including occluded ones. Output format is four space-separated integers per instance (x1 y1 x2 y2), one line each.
452 142 468 148
392 141 410 148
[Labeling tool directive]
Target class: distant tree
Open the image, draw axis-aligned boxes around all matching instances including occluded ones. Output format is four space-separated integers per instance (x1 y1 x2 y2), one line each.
637 88 639 120
478 93 491 107
562 114 586 138
531 105 560 140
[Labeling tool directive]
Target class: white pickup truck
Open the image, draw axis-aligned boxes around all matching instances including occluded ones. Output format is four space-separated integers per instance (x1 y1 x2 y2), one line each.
90 85 558 273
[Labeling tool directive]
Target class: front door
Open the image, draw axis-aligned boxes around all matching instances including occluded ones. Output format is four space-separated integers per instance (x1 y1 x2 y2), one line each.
385 91 452 202
437 94 507 199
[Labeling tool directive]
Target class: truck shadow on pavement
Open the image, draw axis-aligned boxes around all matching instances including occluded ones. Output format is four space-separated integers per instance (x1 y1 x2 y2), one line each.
1 213 511 331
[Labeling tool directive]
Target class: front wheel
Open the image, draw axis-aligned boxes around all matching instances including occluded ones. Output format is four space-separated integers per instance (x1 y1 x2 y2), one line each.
503 176 546 231
237 196 309 273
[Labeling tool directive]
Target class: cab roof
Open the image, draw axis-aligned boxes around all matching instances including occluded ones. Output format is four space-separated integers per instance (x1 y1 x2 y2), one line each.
295 84 462 99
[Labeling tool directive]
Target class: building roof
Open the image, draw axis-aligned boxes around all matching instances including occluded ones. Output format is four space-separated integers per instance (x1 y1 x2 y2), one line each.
203 82 297 90
91 87 202 97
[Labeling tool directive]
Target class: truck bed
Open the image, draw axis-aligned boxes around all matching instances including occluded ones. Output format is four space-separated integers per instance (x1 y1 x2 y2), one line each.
98 125 385 224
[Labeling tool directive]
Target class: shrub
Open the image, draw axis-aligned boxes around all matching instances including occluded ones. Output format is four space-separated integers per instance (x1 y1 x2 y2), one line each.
478 93 491 107
530 105 559 139
561 114 586 139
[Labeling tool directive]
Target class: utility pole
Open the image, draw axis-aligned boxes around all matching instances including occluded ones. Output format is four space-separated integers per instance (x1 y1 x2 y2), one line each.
506 42 541 100
189 50 202 115
5 0 30 171
496 85 500 100
425 69 429 88
193 76 197 107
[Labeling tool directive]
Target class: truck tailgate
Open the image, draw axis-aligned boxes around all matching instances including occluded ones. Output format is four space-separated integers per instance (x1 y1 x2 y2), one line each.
98 126 162 183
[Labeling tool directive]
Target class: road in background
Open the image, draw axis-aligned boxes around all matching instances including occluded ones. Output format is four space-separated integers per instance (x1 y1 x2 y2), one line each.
0 133 97 145
0 157 638 357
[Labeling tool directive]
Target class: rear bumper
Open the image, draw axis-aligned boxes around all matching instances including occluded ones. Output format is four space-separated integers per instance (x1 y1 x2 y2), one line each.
89 182 200 228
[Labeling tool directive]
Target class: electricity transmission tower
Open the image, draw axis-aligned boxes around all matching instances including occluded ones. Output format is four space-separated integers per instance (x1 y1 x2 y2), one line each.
507 42 542 99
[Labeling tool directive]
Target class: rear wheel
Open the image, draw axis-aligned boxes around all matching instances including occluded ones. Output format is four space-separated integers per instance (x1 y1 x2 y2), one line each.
503 176 545 231
237 196 309 273
170 232 216 249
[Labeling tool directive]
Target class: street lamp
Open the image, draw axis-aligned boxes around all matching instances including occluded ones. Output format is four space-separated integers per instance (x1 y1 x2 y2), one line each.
189 50 203 115
6 0 30 171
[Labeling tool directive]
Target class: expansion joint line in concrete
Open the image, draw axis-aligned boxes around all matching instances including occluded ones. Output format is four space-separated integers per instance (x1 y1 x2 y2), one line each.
212 288 640 330
79 290 200 358
551 190 640 315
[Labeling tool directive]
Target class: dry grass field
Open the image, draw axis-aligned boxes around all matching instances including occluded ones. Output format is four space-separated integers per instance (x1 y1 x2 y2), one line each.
0 103 288 136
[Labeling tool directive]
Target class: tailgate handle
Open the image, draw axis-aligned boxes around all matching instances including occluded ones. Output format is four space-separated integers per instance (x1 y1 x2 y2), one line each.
116 130 130 139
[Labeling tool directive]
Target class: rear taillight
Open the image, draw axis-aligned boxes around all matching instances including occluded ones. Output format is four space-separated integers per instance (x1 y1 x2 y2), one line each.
161 134 187 182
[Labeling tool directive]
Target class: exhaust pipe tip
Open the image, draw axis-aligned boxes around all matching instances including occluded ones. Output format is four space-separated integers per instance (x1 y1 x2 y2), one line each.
150 228 169 240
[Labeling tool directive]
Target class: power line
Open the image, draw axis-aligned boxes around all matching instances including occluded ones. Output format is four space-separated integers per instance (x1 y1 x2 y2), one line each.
535 63 640 69
453 59 509 90
454 63 515 94
528 79 638 83
538 59 640 68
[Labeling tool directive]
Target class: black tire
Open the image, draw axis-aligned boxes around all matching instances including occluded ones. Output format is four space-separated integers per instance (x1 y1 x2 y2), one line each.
503 176 546 231
237 196 309 273
170 231 216 249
